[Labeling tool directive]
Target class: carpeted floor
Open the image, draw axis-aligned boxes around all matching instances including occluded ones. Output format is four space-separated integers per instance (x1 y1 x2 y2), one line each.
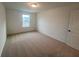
1 32 79 57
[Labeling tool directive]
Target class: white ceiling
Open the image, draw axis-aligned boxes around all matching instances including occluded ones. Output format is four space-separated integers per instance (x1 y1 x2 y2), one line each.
3 2 79 13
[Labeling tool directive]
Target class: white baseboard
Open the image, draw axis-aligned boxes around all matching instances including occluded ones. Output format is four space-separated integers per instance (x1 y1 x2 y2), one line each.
38 31 79 51
38 31 66 44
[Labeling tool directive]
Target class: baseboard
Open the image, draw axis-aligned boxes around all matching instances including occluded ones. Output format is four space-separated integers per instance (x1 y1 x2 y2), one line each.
7 30 37 36
38 31 79 51
65 42 79 51
38 31 66 44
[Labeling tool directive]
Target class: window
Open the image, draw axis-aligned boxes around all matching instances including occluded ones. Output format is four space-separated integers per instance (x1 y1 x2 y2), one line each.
22 15 30 27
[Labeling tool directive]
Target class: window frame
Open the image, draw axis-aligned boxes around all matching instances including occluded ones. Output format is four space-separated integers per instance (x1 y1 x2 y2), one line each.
22 14 31 27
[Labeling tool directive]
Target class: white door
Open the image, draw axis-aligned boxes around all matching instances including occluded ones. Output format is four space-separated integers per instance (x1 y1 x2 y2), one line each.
67 9 79 50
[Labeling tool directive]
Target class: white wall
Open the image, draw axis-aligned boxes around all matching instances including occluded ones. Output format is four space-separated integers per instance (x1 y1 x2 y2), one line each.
37 6 79 50
0 3 6 56
37 7 70 43
6 9 37 34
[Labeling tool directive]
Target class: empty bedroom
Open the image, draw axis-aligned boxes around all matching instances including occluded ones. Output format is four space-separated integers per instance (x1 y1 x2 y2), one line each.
0 2 79 57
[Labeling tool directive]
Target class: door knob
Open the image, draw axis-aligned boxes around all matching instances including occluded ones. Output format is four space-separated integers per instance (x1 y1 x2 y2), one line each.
68 30 71 32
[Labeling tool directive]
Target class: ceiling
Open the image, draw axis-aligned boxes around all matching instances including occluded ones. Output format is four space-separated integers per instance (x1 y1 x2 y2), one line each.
3 2 79 13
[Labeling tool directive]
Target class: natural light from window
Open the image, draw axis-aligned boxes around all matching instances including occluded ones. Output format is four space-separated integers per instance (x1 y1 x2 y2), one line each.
22 15 30 27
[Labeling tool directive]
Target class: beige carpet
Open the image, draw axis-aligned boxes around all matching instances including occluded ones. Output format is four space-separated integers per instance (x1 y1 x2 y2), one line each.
1 32 79 57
